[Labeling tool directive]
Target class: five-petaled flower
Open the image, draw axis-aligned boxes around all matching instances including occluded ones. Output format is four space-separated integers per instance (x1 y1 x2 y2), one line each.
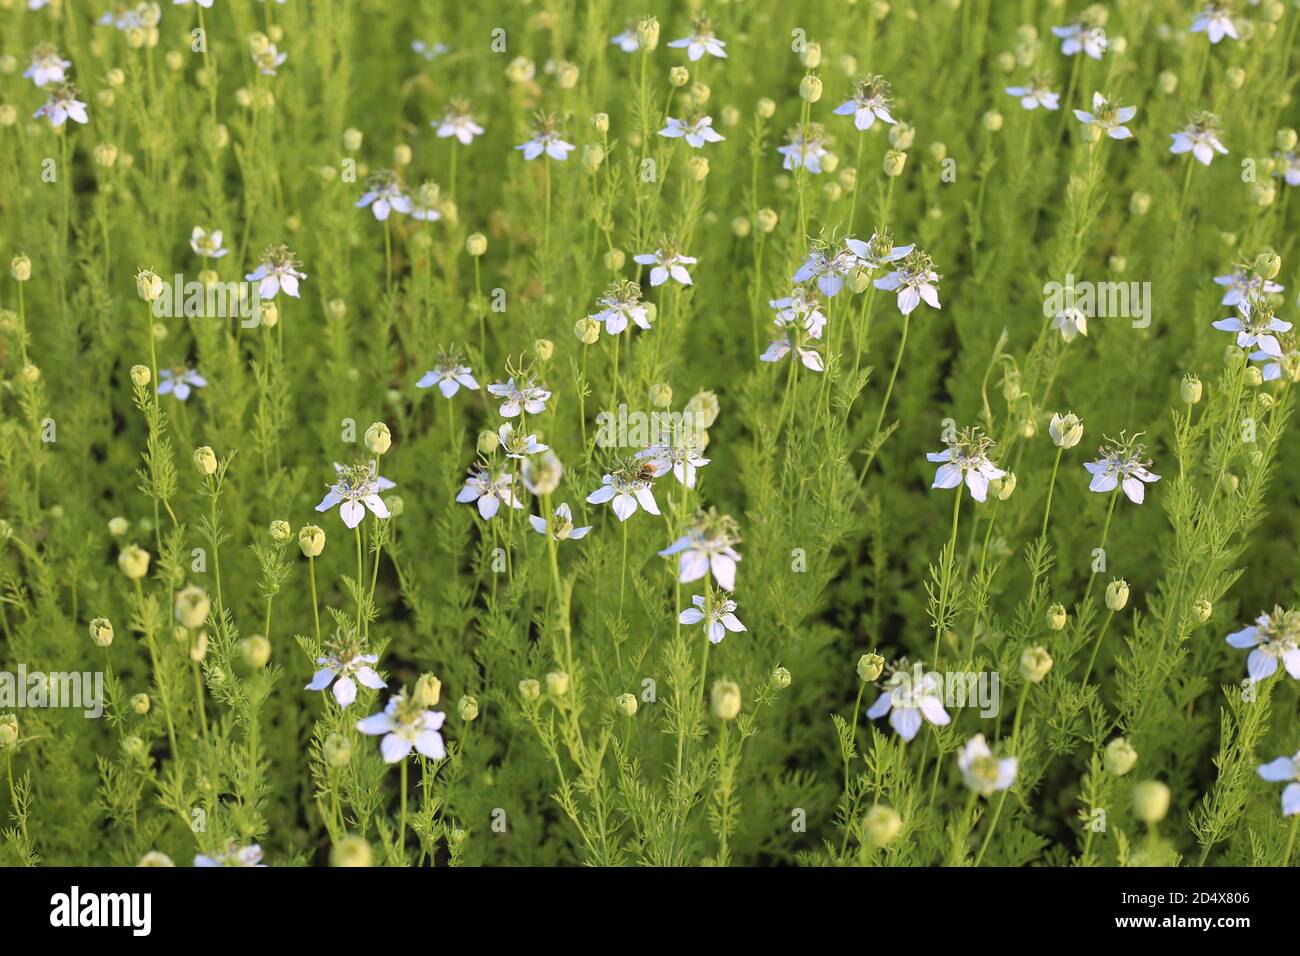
487 373 552 417
958 734 1019 796
659 114 725 148
516 113 575 161
875 250 942 315
659 510 741 591
435 98 485 144
190 226 230 259
1214 267 1283 307
246 244 307 299
927 426 1005 502
356 170 413 221
866 664 951 742
776 123 829 173
1191 3 1238 44
34 82 88 127
667 16 727 61
832 75 898 130
1257 750 1300 816
416 349 479 398
793 244 857 298
356 690 447 763
457 466 522 520
593 280 652 335
498 422 548 459
1170 112 1228 166
1226 606 1300 683
1005 77 1060 111
634 246 697 286
316 461 395 528
529 502 592 541
1083 434 1160 504
1213 299 1292 357
1074 92 1136 140
678 593 746 644
1052 22 1107 60
586 462 661 521
157 366 208 401
24 44 70 88
305 642 387 707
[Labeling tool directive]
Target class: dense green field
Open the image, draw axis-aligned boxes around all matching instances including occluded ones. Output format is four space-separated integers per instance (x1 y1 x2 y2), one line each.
1 0 1298 867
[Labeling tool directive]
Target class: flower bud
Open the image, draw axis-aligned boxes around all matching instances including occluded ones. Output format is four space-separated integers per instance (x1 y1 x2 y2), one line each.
1132 780 1170 823
1105 578 1130 611
413 673 442 708
591 112 609 134
649 383 673 408
711 679 742 720
466 233 487 257
364 421 392 455
992 471 1017 501
324 732 352 768
756 97 776 119
1180 374 1202 404
685 389 720 428
458 695 479 721
1254 250 1282 280
109 516 129 537
1225 67 1245 90
883 149 907 177
174 585 211 629
118 544 151 580
189 631 209 662
1129 191 1151 216
1277 128 1298 152
800 42 822 69
864 804 902 844
518 678 540 702
298 524 325 558
131 693 151 715
1046 603 1068 630
857 652 885 682
330 835 372 867
799 74 823 103
614 692 638 717
1104 737 1138 776
636 16 660 51
688 156 710 181
10 255 30 282
582 143 605 173
268 520 291 544
1049 411 1084 448
982 110 1004 132
772 666 792 689
1192 599 1212 623
1019 645 1053 684
0 105 14 127
193 445 217 476
135 268 163 301
670 66 689 88
604 248 625 271
241 635 271 669
756 208 778 233
0 714 19 749
477 429 500 454
89 617 115 648
94 142 118 168
545 671 570 697
1245 365 1264 387
574 317 601 345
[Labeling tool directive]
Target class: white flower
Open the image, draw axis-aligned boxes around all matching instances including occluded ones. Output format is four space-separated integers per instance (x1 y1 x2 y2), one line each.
34 83 88 127
760 328 825 372
637 426 709 488
777 124 829 173
412 40 449 61
190 226 229 259
1213 300 1292 357
522 450 564 496
874 251 941 315
832 75 898 130
23 44 70 88
678 594 746 644
315 461 395 528
1214 267 1283 307
1005 79 1060 111
457 466 522 520
793 246 857 298
1170 114 1228 166
195 844 264 867
245 244 307 299
667 18 727 61
634 247 696 287
845 232 913 272
305 648 386 707
611 28 640 53
866 667 951 742
769 289 827 339
416 351 479 398
498 422 548 459
435 101 484 145
174 0 216 8
927 426 1005 502
1257 750 1300 816
958 734 1019 796
659 512 741 591
593 280 651 334
356 691 447 763
253 43 287 76
356 171 413 221
1052 307 1089 342
586 464 660 521
529 502 592 541
516 116 575 161
1073 92 1136 140
1226 607 1300 683
1083 435 1160 504
157 366 208 401
1191 4 1238 44
1249 344 1296 382
1052 22 1107 60
487 374 552 417
1278 151 1300 187
659 115 725 148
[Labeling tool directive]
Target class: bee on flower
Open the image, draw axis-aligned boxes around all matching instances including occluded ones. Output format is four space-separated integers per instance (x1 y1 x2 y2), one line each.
516 112 575 161
667 15 727 61
793 240 857 298
1213 299 1292 357
832 75 898 130
1051 20 1108 60
958 734 1018 796
487 367 552 417
23 43 71 88
529 503 592 541
1257 750 1300 816
1170 112 1228 166
435 98 485 145
874 249 941 315
416 348 479 398
586 458 662 521
305 635 387 707
195 844 265 867
776 123 830 174
1191 2 1238 44
845 230 914 273
1004 76 1061 111
637 419 710 488
157 365 208 401
659 509 741 591
34 81 88 127
634 243 697 287
356 688 447 763
1073 92 1136 140
1213 265 1283 307
1226 606 1300 683
245 244 307 299
866 661 951 742
456 464 523 520
356 170 413 221
315 461 396 528
1083 433 1160 504
927 426 1005 502
678 590 746 644
659 113 725 148
190 226 229 259
592 280 652 335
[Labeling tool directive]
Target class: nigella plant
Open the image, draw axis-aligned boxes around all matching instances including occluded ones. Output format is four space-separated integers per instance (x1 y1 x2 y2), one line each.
356 169 413 221
659 509 741 591
415 347 479 398
1213 297 1292 357
516 111 575 161
874 249 941 315
777 122 829 174
315 461 396 528
1083 433 1160 504
245 243 307 299
927 426 1005 503
305 632 387 707
435 97 484 145
1226 607 1300 683
832 75 898 131
1169 111 1228 166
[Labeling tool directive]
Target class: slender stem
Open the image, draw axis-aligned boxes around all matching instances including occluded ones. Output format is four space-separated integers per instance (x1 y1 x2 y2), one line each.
1040 446 1064 538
